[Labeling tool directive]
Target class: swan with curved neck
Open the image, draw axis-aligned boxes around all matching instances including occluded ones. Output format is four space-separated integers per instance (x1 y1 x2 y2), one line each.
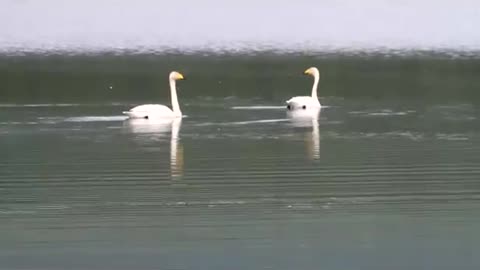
123 71 185 119
286 67 321 111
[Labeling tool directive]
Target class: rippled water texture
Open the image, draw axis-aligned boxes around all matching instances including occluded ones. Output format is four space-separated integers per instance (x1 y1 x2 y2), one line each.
2 52 480 270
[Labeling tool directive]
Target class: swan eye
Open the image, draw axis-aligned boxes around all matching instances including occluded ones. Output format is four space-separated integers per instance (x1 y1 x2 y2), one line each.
302 105 306 109
287 105 291 110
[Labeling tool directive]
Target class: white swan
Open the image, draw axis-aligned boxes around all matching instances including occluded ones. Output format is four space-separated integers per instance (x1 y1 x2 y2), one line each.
286 67 321 111
123 71 185 119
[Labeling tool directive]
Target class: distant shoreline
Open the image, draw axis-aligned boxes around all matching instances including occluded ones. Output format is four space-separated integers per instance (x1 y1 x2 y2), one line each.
1 47 480 59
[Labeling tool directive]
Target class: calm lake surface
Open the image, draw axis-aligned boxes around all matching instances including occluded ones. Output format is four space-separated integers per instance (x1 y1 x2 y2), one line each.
1 53 480 270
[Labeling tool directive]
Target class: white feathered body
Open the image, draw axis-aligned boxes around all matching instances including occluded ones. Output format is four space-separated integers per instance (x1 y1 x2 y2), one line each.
123 104 180 119
286 96 321 110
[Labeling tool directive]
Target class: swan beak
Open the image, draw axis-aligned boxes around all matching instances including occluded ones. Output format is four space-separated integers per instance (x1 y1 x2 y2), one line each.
304 68 312 75
177 73 185 80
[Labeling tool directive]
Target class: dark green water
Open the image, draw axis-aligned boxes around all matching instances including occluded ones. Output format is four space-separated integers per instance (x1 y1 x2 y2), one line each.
1 53 480 270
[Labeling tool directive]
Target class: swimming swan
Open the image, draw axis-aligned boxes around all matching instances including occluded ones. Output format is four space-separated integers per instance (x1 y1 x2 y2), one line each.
123 71 185 119
286 67 321 111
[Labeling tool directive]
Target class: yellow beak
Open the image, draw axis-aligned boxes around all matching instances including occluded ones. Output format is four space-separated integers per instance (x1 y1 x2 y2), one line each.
304 69 311 75
177 73 185 80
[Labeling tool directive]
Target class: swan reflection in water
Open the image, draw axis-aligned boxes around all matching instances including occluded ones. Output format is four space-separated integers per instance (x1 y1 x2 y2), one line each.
287 108 320 160
124 118 184 182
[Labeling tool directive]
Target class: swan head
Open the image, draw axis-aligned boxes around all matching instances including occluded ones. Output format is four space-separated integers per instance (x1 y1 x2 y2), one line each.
304 67 319 78
169 71 185 81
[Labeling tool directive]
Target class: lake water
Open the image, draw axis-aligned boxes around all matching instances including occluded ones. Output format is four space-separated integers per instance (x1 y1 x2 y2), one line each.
1 53 480 269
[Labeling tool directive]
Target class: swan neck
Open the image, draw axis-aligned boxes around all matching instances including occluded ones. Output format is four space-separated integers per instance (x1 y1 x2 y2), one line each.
169 78 181 116
311 73 319 99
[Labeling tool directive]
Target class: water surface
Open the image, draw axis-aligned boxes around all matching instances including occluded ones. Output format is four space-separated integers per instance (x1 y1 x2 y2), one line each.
1 53 480 269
